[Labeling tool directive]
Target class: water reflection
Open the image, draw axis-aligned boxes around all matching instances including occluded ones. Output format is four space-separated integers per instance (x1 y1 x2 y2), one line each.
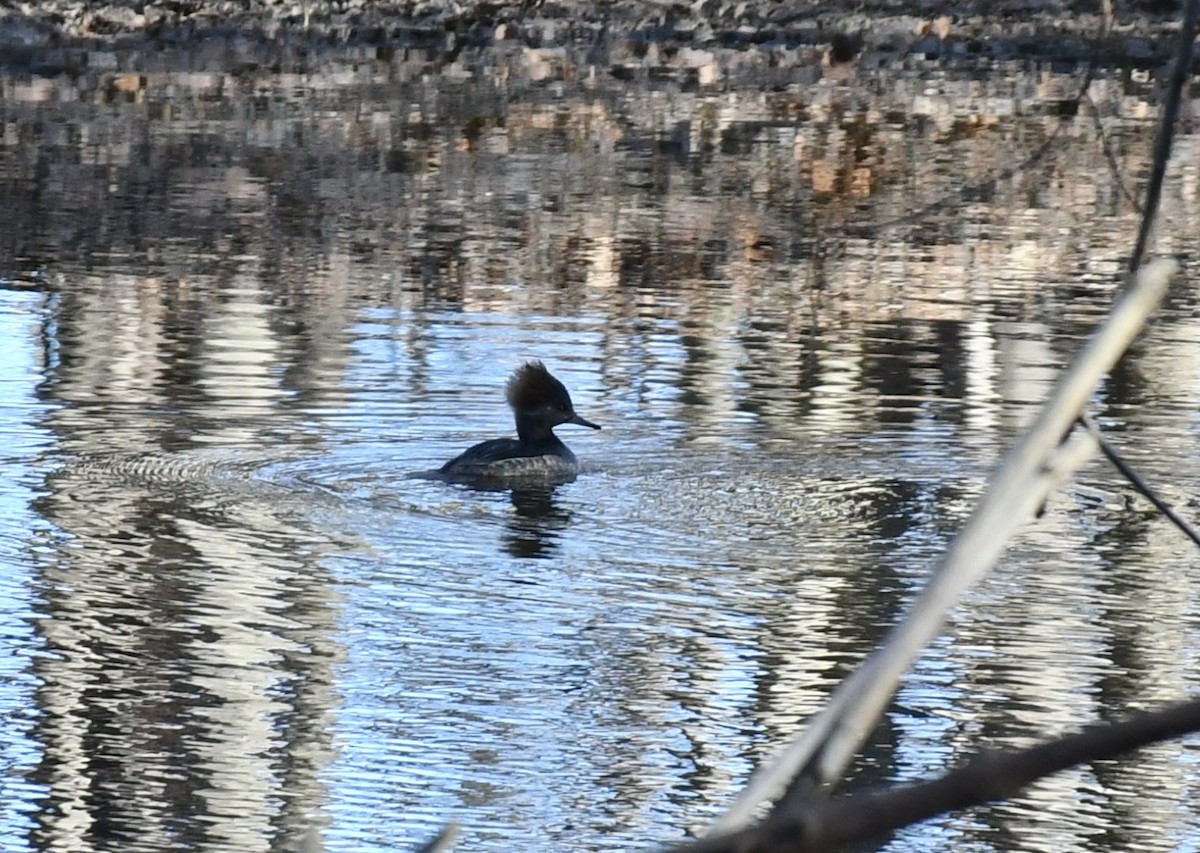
0 53 1197 853
419 480 577 559
20 275 349 853
502 486 573 559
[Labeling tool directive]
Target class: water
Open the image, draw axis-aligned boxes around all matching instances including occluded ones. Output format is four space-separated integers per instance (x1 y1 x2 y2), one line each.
1 54 1199 853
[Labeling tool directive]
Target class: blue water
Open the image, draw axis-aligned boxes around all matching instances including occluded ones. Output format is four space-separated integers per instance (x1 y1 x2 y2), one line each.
1 59 1199 853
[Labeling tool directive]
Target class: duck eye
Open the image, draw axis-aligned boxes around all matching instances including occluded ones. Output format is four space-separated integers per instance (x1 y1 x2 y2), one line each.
558 403 569 412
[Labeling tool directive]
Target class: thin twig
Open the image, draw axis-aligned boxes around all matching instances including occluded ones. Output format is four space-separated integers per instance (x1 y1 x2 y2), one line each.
672 697 1200 853
708 258 1177 836
709 0 1197 832
1078 413 1200 549
414 822 460 853
1127 0 1199 276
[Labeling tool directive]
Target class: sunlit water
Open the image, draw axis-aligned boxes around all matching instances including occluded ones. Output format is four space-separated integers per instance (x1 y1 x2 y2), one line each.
1 53 1199 853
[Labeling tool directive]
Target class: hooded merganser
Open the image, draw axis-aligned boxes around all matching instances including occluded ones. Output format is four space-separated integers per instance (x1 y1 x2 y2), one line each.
420 360 600 485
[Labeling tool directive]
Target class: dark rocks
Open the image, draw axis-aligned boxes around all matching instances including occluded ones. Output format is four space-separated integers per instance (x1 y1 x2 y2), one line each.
827 31 862 64
0 0 1188 79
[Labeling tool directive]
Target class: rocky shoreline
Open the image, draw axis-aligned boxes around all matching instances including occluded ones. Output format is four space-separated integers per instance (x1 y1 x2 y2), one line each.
0 0 1189 79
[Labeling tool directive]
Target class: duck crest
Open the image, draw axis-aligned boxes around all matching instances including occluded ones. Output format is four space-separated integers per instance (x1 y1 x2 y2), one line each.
409 358 599 485
506 360 566 410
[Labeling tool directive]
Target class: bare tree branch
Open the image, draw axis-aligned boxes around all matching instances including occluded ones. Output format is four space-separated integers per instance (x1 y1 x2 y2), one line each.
708 258 1177 836
672 698 1200 853
1127 0 1199 275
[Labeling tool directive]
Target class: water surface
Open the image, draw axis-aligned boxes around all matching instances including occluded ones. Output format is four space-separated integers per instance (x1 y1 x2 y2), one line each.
0 55 1198 853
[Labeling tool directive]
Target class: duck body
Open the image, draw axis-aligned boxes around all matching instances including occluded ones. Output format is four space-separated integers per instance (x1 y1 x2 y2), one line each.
414 361 599 487
438 435 580 484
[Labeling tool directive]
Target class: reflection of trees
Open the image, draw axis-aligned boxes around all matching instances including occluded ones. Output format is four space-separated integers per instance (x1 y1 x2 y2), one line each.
2 67 1184 329
2 60 1198 851
27 267 348 853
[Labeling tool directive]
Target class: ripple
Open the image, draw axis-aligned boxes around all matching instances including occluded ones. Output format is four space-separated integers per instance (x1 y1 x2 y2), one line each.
2 61 1200 853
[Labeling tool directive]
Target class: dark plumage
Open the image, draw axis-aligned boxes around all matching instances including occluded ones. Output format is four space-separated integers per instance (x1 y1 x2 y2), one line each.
412 360 600 486
506 361 568 413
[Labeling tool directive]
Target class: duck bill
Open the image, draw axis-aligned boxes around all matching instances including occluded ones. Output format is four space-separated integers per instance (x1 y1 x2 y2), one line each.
569 413 601 430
